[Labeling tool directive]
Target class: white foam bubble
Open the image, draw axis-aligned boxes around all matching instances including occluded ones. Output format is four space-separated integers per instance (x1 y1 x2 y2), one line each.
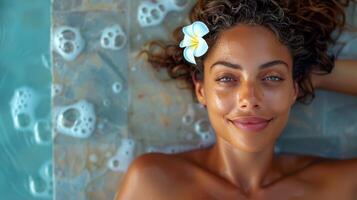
55 100 96 138
194 118 210 135
194 118 216 148
29 160 53 198
10 87 39 131
182 104 195 126
29 176 51 198
112 81 123 94
53 26 85 61
100 25 127 50
137 0 188 27
107 138 136 172
33 119 52 145
196 132 215 148
39 160 52 182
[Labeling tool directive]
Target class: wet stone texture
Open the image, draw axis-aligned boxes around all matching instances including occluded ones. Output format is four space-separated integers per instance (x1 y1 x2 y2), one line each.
52 1 357 200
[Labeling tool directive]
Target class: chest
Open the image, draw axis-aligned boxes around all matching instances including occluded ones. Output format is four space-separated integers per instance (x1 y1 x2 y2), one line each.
254 179 356 200
177 175 356 200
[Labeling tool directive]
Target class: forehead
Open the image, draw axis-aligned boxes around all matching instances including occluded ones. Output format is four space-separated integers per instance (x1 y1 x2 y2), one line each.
204 25 292 69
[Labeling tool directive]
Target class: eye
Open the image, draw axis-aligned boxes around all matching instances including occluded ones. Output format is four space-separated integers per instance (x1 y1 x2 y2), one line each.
263 75 284 82
216 76 236 83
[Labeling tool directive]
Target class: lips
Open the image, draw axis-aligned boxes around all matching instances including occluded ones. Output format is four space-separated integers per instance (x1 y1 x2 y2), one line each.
231 117 273 132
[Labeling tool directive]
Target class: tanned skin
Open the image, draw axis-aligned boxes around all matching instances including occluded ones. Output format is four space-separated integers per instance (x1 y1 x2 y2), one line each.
116 25 357 200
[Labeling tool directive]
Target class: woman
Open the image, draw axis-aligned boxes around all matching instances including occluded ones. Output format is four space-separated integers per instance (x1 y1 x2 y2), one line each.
116 0 357 199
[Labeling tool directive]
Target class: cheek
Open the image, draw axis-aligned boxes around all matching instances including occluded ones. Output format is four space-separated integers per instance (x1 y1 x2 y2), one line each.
206 88 236 114
263 86 294 115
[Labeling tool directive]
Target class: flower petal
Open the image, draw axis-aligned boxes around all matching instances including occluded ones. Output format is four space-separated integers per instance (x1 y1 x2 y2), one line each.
183 46 196 64
192 21 209 37
194 38 208 57
182 24 194 38
179 35 192 48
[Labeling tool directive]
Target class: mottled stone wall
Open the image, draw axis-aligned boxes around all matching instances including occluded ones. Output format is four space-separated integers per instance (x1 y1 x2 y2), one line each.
52 0 130 199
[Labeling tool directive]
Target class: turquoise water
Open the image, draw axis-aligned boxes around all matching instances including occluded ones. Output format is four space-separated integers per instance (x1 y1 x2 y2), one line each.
0 0 52 199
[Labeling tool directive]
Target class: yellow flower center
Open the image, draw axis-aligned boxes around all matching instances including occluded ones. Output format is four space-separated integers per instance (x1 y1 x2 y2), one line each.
190 36 199 48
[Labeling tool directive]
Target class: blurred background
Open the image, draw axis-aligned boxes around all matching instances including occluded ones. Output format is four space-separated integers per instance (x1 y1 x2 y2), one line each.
1 0 357 200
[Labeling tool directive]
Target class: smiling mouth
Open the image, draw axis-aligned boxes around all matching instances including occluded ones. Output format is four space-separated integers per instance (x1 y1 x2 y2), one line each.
230 118 273 133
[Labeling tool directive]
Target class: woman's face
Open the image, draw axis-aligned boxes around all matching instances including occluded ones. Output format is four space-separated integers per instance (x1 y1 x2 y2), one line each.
194 25 298 152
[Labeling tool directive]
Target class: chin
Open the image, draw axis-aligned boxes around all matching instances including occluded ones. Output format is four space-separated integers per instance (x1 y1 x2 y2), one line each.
229 123 281 153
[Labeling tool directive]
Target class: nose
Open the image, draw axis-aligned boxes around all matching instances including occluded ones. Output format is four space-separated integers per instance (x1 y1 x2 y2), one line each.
238 81 260 110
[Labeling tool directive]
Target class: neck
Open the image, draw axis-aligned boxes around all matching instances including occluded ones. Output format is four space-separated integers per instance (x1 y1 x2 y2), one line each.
207 137 282 195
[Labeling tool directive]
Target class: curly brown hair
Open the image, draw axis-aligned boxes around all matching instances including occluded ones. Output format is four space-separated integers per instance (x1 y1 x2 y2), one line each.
142 0 355 104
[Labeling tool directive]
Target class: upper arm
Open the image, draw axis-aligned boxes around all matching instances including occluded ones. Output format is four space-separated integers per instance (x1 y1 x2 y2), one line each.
114 155 142 200
313 60 357 96
338 159 357 183
343 159 357 197
329 158 357 196
114 153 171 200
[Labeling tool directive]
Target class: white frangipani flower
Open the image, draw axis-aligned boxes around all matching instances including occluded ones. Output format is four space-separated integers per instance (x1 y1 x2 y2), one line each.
179 21 209 65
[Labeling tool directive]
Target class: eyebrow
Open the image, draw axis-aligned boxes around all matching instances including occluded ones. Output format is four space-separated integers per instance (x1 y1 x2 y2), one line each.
210 60 289 71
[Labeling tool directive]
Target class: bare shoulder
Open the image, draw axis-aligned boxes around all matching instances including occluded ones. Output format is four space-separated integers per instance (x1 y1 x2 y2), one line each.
277 154 357 179
319 158 357 181
299 156 357 195
311 157 357 179
114 152 193 200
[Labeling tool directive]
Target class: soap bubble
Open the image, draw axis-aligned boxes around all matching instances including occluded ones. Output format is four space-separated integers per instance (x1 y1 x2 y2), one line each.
194 118 216 148
28 160 53 198
112 81 122 94
194 118 210 135
10 87 39 131
55 100 96 138
100 25 127 50
29 176 50 198
137 0 188 27
182 104 195 126
53 26 85 61
39 160 52 182
33 119 52 145
107 138 136 172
